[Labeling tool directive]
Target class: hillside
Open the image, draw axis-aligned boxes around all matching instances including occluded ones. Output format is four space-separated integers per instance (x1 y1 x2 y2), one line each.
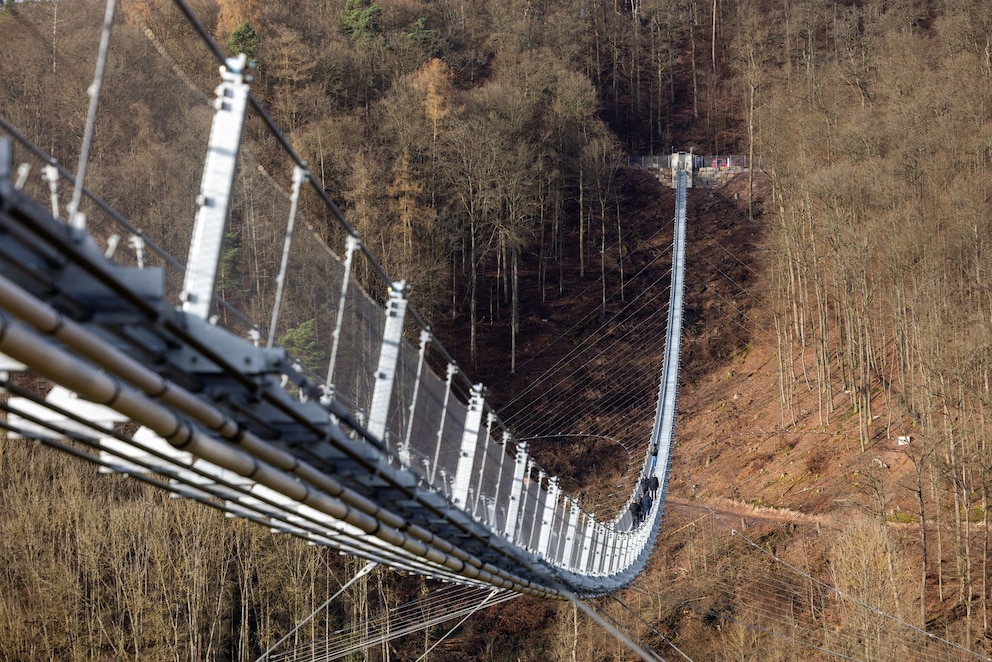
456 158 983 659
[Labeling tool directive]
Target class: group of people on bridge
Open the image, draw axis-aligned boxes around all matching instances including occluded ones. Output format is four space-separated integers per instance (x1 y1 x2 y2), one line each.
629 474 660 527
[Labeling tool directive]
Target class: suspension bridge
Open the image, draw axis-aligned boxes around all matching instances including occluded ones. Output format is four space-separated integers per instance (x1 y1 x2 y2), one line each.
0 0 691 656
0 106 688 598
2 3 990 661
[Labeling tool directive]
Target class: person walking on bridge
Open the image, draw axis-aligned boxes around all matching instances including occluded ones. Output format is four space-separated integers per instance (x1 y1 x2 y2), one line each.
640 491 653 521
629 501 643 528
648 474 659 499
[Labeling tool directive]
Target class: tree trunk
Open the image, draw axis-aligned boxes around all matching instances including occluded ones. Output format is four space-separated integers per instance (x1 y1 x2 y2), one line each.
711 0 718 74
538 186 547 299
571 602 578 662
470 213 478 365
689 0 699 119
616 205 625 301
916 455 928 627
579 168 585 279
512 245 519 374
600 197 607 315
747 80 755 222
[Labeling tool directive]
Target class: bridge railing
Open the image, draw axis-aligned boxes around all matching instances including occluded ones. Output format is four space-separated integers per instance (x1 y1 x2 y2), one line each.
0 110 638 584
0 119 494 513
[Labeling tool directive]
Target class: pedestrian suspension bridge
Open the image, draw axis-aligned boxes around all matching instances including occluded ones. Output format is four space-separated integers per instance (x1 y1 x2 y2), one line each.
0 130 690 599
0 4 694 656
3 5 991 661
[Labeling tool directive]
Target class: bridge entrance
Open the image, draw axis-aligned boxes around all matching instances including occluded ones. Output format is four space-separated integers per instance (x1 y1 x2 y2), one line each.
629 151 750 189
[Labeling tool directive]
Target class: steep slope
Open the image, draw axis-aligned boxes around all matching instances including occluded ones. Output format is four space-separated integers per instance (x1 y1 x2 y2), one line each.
441 166 951 659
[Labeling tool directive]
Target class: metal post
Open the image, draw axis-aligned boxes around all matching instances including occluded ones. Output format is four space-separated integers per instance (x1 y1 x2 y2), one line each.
181 54 251 319
593 523 606 575
593 525 603 574
366 281 408 443
429 363 457 485
547 486 564 564
604 529 617 574
519 460 535 546
42 165 59 219
323 235 359 402
438 468 450 497
491 431 510 530
563 498 580 570
527 470 545 550
267 166 305 347
451 384 484 509
538 476 559 559
472 412 496 519
400 329 431 469
67 0 116 230
503 441 528 541
579 513 595 572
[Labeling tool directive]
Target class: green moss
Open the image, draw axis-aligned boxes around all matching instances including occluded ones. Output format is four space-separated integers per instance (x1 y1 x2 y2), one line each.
887 511 916 525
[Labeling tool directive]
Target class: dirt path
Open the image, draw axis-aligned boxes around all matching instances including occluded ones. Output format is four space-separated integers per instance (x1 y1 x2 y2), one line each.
665 495 837 529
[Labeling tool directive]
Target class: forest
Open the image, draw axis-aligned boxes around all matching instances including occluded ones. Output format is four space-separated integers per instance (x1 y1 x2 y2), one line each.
2 0 992 659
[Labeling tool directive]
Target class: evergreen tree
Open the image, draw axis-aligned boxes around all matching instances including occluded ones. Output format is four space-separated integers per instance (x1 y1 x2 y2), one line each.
279 318 328 372
227 21 259 59
340 0 382 44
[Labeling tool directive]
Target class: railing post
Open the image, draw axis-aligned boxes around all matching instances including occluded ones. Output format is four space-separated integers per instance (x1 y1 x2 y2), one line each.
579 513 595 572
267 166 305 347
593 522 606 575
604 529 617 574
399 329 431 469
554 484 566 562
472 412 496 519
527 469 545 549
563 498 580 570
366 281 408 443
451 384 484 509
491 431 510 529
537 476 559 559
323 235 360 402
181 55 251 319
42 164 60 219
519 460 535 546
429 363 457 485
503 441 528 541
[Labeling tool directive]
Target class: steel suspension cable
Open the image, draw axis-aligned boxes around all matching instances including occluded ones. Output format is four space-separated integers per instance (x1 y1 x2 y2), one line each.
697 501 984 660
568 595 667 662
499 245 676 414
255 561 378 662
491 223 674 395
607 593 694 662
413 588 502 662
67 0 116 229
269 585 518 661
503 274 674 439
651 500 981 661
500 251 676 431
